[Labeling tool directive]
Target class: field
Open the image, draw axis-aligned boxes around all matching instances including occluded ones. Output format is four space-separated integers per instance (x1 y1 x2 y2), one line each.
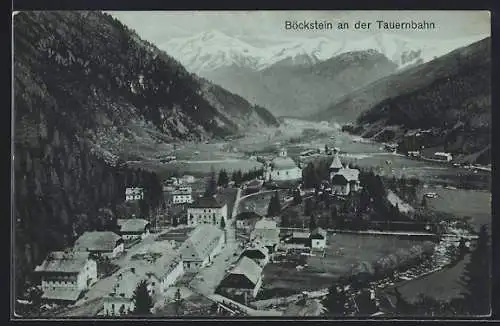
395 254 471 303
418 186 491 231
260 233 424 296
237 190 289 217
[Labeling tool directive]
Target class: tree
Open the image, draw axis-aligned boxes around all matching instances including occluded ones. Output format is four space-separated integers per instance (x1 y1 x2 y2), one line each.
132 280 153 315
205 168 218 197
26 285 43 312
266 191 281 217
293 188 302 205
220 216 226 229
325 144 329 154
172 216 178 227
217 169 229 188
324 285 349 316
231 170 242 186
459 225 490 315
309 214 317 231
304 198 314 216
212 214 217 225
421 196 428 208
174 288 182 315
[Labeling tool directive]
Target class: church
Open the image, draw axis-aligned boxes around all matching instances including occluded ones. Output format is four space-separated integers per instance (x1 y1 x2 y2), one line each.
264 148 302 182
329 149 360 196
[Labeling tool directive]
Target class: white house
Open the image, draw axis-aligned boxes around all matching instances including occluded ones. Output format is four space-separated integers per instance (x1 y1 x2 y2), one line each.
171 186 193 205
180 175 196 184
264 148 302 182
180 225 225 273
117 219 151 240
309 227 327 249
158 254 184 292
74 231 124 258
433 152 453 162
34 251 97 303
125 187 144 201
187 196 228 227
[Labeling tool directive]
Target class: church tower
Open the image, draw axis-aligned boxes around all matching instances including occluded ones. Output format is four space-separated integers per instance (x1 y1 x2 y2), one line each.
329 148 343 180
279 148 287 157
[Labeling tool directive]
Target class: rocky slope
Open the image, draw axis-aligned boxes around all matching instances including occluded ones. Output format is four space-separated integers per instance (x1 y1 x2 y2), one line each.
203 50 398 117
13 10 277 300
319 38 491 164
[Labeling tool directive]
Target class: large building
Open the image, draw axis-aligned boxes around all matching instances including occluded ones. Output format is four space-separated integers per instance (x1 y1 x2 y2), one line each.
187 196 228 227
329 150 360 196
264 148 302 182
310 227 327 249
117 218 151 240
74 231 124 258
34 251 97 304
180 225 225 272
125 187 144 201
250 218 280 252
218 256 263 304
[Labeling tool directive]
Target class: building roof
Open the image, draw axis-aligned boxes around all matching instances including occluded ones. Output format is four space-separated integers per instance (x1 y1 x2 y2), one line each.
331 174 348 185
292 231 311 239
180 225 224 262
236 211 263 220
241 247 269 260
117 219 150 233
41 288 82 302
254 218 278 230
111 269 146 299
310 227 327 239
247 179 264 188
74 231 122 252
35 251 90 274
188 196 225 209
338 168 359 181
251 228 280 243
229 256 263 286
329 153 344 170
271 157 298 170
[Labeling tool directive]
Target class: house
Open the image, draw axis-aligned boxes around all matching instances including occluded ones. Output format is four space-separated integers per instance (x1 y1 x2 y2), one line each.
170 186 193 205
125 187 144 201
283 231 310 249
34 251 97 304
117 219 151 240
239 247 270 268
250 218 280 252
180 225 225 272
264 148 302 182
244 179 264 194
309 227 327 249
187 196 228 227
103 267 156 316
74 231 124 258
433 152 453 162
329 150 360 196
217 256 263 304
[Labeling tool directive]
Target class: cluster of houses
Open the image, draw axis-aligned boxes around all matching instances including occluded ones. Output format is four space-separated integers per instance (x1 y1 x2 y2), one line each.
163 175 197 205
34 218 153 304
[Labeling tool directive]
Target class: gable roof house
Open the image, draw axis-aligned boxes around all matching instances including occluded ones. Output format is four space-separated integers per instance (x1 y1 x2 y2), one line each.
251 218 280 252
218 256 264 302
74 231 124 258
34 251 97 303
180 225 225 271
117 219 151 240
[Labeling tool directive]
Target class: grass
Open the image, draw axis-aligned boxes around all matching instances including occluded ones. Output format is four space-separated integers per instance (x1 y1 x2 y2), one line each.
395 254 470 303
260 233 424 295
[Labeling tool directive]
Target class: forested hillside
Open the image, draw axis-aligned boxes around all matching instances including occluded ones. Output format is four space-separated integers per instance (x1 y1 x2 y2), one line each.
13 11 276 298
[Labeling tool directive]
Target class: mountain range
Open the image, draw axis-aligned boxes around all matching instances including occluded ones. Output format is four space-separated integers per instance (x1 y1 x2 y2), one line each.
314 37 491 164
162 31 486 118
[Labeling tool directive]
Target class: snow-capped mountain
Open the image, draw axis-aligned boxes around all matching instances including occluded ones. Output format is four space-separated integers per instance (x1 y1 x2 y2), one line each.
161 30 487 74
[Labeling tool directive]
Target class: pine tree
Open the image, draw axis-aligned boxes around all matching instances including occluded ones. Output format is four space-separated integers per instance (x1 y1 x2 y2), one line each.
132 280 153 315
293 188 302 205
218 169 229 188
324 285 349 316
309 214 317 231
220 216 226 229
174 288 182 315
204 168 218 197
459 225 490 315
304 197 313 216
421 196 428 208
267 191 281 217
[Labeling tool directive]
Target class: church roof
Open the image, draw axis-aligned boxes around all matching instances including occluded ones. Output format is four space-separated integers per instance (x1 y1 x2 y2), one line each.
272 157 298 170
329 153 343 170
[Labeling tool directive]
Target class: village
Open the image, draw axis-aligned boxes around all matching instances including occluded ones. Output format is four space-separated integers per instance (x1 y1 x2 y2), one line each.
24 145 480 318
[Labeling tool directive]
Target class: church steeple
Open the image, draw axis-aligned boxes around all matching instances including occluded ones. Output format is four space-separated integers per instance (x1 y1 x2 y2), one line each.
329 149 343 174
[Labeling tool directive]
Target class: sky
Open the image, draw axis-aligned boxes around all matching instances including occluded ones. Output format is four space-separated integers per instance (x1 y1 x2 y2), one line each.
109 11 491 46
